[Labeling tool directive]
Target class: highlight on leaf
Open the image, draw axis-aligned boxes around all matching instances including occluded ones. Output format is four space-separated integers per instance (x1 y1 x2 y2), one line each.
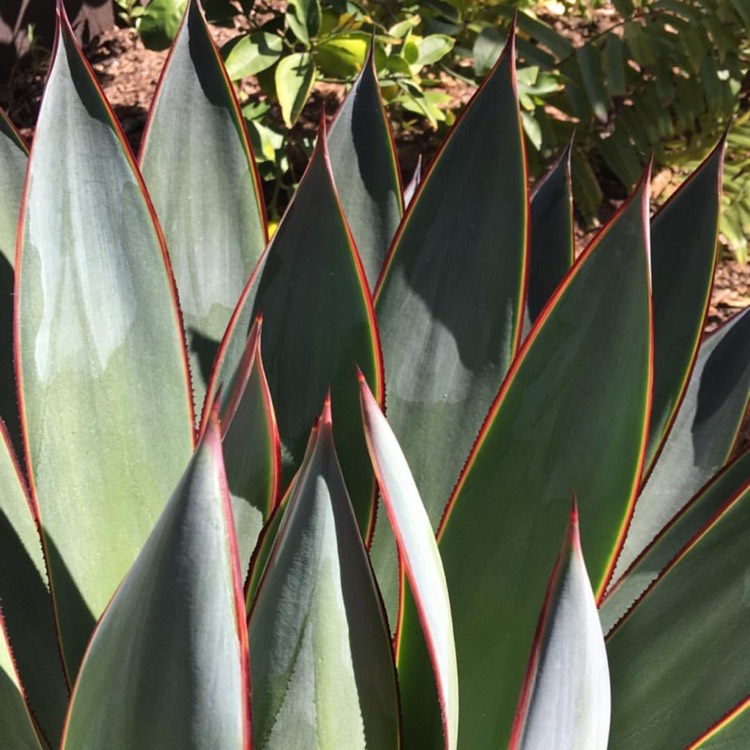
248 399 399 750
510 501 610 750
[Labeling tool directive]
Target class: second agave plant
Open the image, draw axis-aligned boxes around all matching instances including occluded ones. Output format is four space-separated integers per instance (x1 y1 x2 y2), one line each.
0 2 748 749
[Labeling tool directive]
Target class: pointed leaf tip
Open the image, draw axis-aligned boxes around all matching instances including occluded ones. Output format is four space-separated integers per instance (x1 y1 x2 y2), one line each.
511 509 610 750
248 400 399 749
62 411 248 750
321 392 333 427
360 383 459 750
569 496 580 529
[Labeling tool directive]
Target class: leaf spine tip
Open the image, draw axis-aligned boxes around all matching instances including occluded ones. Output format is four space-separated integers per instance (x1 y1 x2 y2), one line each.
321 392 333 427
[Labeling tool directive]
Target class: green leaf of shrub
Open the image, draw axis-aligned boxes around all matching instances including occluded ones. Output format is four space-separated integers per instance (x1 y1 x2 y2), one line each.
286 0 321 47
223 31 283 79
275 52 316 128
139 0 187 51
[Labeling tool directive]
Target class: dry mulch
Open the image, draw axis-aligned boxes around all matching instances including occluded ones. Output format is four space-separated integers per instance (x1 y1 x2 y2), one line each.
2 24 748 331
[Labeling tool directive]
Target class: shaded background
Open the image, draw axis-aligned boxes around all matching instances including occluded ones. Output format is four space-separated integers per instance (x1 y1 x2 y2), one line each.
1 0 114 83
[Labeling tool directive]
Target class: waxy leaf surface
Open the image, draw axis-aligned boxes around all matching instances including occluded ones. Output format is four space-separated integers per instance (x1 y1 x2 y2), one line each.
16 12 194 678
0 111 26 268
219 318 280 579
0 424 67 745
688 701 750 749
0 112 27 452
327 48 402 289
62 418 249 750
399 177 651 750
607 490 750 749
0 614 43 750
646 138 724 465
248 405 399 750
510 508 610 750
360 377 458 750
616 306 750 577
371 36 527 614
525 142 573 331
210 132 382 536
140 0 266 416
243 424 319 613
601 448 750 632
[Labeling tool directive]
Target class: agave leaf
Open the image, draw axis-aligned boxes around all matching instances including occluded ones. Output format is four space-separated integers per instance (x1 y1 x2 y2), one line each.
207 129 383 537
403 155 422 207
219 317 280 580
16 9 194 678
0 423 68 745
0 111 26 268
601 448 750 632
615 306 750 578
0 111 27 454
244 395 343 620
524 140 574 332
398 173 651 749
607 488 750 749
139 0 266 418
243 422 319 613
686 700 750 748
509 504 610 750
359 375 458 750
248 401 400 750
646 137 724 467
371 30 527 617
327 45 403 289
0 613 44 750
61 416 249 750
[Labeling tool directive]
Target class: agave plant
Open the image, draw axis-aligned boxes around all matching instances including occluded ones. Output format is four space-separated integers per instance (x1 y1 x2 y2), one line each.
0 2 748 749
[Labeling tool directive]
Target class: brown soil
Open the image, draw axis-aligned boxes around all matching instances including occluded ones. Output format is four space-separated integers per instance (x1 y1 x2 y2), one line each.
1 24 747 331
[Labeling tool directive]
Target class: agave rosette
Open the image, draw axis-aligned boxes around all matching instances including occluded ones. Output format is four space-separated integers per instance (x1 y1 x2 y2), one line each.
0 2 748 749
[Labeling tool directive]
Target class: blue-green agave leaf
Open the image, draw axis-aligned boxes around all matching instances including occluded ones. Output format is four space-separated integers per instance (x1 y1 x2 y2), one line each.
370 29 528 619
398 171 651 750
205 127 383 537
327 45 403 289
615 306 750 579
61 416 250 750
0 613 44 750
360 375 458 750
601 448 750 632
525 140 574 332
16 6 194 678
0 111 27 454
0 110 26 268
686 700 750 749
0 423 68 745
607 487 750 749
646 137 725 466
139 0 267 418
218 317 280 580
248 400 400 750
510 505 610 750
